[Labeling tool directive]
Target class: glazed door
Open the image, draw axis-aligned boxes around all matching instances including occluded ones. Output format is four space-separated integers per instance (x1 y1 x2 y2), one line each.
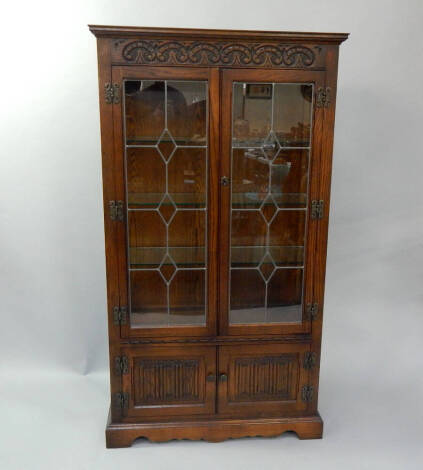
112 66 219 338
219 69 325 335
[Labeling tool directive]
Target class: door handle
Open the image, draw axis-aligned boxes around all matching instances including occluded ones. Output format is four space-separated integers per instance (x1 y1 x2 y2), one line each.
219 373 228 382
206 374 216 382
220 176 231 186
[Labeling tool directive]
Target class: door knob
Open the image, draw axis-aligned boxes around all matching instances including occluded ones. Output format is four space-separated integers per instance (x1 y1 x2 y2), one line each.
206 374 216 382
221 176 230 186
219 373 228 382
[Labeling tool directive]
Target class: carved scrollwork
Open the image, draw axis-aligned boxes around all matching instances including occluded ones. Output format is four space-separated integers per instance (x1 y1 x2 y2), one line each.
121 40 316 67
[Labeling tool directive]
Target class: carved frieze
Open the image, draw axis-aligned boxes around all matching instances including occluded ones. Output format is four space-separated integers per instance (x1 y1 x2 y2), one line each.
111 39 325 68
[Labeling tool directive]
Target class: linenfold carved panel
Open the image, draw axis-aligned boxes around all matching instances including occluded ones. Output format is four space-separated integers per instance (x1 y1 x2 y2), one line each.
134 358 202 405
231 354 298 402
111 39 325 68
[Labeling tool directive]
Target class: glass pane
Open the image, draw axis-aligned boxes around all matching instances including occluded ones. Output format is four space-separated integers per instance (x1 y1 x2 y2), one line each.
127 147 166 208
167 81 207 145
232 148 269 209
169 270 206 324
274 84 312 147
229 81 313 326
233 83 272 147
230 269 265 324
124 79 208 328
130 271 168 327
129 211 166 268
267 269 303 322
125 80 165 144
168 148 206 208
271 149 308 208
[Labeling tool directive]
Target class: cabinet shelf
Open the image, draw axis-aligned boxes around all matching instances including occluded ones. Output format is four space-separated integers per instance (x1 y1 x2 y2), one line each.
127 193 306 209
231 245 304 267
130 246 206 268
126 138 207 146
129 246 303 268
232 192 307 208
128 193 206 208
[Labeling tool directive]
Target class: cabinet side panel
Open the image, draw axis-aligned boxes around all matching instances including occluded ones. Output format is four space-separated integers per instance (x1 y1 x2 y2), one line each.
95 37 122 421
310 45 341 411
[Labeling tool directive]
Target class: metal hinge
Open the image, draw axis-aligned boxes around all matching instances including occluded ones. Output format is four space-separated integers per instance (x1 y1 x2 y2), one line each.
316 86 331 108
113 392 129 409
104 82 121 104
311 200 324 220
109 200 124 221
306 303 319 321
113 306 127 325
303 352 317 370
301 385 314 403
114 356 129 375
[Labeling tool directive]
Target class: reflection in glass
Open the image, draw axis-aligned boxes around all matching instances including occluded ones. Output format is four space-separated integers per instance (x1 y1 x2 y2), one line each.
274 84 312 147
125 80 208 327
167 81 207 145
125 80 165 144
229 82 313 325
232 83 271 147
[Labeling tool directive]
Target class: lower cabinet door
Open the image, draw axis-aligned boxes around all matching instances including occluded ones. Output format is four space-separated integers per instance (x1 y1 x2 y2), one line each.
217 343 310 417
121 345 216 418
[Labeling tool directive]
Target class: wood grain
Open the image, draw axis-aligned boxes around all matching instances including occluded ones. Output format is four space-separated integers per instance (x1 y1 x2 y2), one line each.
91 25 347 447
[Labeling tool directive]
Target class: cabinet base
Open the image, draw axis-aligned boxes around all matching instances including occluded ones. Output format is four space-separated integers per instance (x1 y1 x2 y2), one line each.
106 410 323 448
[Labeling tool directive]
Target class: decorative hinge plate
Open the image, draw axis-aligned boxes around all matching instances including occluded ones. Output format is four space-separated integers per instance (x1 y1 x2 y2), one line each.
303 352 317 370
306 303 319 321
114 356 129 375
311 200 324 220
301 385 314 403
316 86 331 108
109 200 124 221
113 306 127 325
104 82 121 104
113 392 129 409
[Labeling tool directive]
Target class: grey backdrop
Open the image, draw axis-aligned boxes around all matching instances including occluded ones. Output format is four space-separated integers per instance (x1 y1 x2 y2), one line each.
1 1 422 469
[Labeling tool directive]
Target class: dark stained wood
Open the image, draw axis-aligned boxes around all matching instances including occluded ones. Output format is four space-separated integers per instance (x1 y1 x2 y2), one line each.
91 25 347 447
94 37 124 423
217 343 310 417
106 410 323 447
308 44 342 412
121 344 216 418
89 24 348 44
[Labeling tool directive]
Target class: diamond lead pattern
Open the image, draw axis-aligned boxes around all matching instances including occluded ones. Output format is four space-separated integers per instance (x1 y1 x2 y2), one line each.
157 129 176 162
158 195 176 223
262 130 280 161
259 253 276 281
260 195 278 223
159 254 177 282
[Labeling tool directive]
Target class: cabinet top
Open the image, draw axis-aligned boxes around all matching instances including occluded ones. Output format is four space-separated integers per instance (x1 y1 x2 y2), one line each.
88 25 349 44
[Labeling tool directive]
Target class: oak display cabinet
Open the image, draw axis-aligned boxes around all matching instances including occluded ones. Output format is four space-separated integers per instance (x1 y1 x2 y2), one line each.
89 25 348 448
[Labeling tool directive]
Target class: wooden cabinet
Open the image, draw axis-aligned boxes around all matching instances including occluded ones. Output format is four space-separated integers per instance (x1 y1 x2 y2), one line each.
89 25 348 447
